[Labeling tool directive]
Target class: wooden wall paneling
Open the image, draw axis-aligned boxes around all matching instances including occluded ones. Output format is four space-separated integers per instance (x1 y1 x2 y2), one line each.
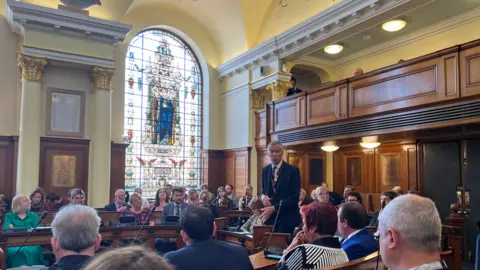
273 95 305 132
255 109 268 148
224 148 252 197
460 42 480 97
39 138 90 199
405 144 418 192
307 86 337 126
439 52 460 100
110 143 129 201
349 53 454 118
304 153 326 194
333 148 371 194
375 144 412 193
11 136 18 196
416 141 424 193
201 150 226 193
267 102 274 134
0 137 16 199
256 147 269 195
286 150 306 191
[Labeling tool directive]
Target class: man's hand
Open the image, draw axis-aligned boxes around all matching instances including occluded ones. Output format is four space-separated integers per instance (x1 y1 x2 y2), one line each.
118 206 127 213
260 206 276 222
262 195 272 207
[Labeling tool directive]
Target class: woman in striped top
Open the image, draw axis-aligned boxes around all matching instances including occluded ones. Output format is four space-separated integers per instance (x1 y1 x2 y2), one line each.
278 202 348 270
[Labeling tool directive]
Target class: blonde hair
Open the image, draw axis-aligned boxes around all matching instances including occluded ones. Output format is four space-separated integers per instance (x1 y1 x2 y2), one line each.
83 246 172 270
315 186 328 196
12 195 30 213
129 192 142 204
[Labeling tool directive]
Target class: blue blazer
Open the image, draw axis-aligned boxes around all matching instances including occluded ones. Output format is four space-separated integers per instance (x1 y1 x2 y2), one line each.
161 202 190 222
164 239 253 270
342 228 379 261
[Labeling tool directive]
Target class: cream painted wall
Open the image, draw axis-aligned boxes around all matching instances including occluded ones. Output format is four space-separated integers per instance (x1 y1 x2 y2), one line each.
335 18 480 80
0 14 20 136
221 89 250 149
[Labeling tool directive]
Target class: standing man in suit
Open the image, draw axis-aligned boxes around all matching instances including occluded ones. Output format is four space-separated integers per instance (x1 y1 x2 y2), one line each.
338 201 378 261
104 189 130 212
287 77 303 96
162 186 189 222
260 141 301 234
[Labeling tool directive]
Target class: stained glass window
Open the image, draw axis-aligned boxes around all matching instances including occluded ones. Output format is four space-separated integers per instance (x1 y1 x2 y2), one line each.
124 29 202 198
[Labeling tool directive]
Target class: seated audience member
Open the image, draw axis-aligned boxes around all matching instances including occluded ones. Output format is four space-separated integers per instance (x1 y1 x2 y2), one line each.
186 189 202 205
104 189 130 212
379 195 446 270
215 186 234 210
298 188 313 206
346 191 364 206
310 189 318 202
152 187 170 212
322 182 342 206
200 184 215 204
41 205 102 270
338 201 378 261
121 193 154 226
30 187 47 214
134 187 150 208
315 186 330 204
200 191 219 218
279 202 348 270
240 197 264 233
68 188 85 205
4 195 44 268
165 184 173 198
162 186 190 222
164 207 254 270
369 190 397 227
83 246 172 270
342 185 355 203
0 193 11 210
46 193 70 210
225 184 236 202
238 184 253 210
125 191 130 203
392 185 404 195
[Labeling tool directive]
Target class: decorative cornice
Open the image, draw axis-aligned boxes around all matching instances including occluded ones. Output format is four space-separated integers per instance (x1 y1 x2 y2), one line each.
216 0 419 78
22 46 115 68
251 90 269 110
6 0 132 45
91 67 114 91
251 72 291 90
17 54 47 82
267 80 291 101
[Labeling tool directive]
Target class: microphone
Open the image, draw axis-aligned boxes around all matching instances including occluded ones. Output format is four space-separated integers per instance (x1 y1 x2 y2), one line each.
130 207 155 246
263 200 283 259
8 211 48 266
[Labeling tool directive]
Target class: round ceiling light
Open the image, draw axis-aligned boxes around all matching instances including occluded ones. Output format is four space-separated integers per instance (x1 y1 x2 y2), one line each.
382 20 406 32
360 142 381 149
321 141 339 152
324 44 344 54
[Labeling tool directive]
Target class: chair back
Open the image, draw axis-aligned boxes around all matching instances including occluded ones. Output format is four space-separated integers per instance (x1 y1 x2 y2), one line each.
324 252 384 269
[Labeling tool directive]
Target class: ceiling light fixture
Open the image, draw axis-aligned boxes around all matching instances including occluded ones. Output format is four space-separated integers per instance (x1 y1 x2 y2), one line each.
360 142 381 149
324 44 343 54
321 141 339 152
382 19 406 32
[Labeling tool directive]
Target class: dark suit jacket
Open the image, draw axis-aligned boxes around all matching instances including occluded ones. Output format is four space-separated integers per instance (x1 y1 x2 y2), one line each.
41 254 91 270
161 202 190 222
104 202 130 212
341 228 379 261
261 161 301 233
287 87 303 96
164 239 253 270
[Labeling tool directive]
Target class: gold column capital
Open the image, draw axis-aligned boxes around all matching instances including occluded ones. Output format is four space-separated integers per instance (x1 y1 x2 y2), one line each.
251 90 268 109
17 54 47 82
266 80 290 101
91 67 114 92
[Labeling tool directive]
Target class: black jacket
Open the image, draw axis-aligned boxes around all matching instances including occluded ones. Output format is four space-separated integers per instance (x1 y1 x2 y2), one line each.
104 202 130 212
41 255 91 270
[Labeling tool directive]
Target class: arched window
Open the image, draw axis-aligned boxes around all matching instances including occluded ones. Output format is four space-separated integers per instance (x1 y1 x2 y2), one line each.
124 29 202 198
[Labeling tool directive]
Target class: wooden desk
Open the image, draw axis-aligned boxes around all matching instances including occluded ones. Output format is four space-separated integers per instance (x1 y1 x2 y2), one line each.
0 225 181 267
221 210 252 218
217 230 254 250
249 252 278 270
217 227 290 254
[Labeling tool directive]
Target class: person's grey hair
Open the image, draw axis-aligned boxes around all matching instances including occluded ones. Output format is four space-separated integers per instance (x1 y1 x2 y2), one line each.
267 140 284 153
379 195 441 253
314 186 328 195
68 188 85 199
52 205 101 251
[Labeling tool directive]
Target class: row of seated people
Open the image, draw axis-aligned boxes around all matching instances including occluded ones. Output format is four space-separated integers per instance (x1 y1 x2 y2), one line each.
2 193 447 270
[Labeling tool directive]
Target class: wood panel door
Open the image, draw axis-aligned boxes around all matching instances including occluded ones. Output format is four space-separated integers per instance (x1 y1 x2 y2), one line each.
0 137 16 198
39 138 90 198
304 153 326 194
460 45 480 97
375 144 416 193
225 147 252 197
110 143 129 201
286 150 306 191
334 148 374 194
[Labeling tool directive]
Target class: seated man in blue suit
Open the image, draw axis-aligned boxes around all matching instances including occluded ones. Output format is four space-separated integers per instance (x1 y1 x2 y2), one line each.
338 201 379 261
164 206 254 270
161 186 190 223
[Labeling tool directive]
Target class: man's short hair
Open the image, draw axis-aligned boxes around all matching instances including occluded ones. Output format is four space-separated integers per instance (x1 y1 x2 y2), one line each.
290 77 297 82
379 195 442 253
47 193 60 202
339 201 368 229
180 206 214 241
172 186 184 195
381 190 398 200
225 184 233 189
267 141 284 153
52 205 101 252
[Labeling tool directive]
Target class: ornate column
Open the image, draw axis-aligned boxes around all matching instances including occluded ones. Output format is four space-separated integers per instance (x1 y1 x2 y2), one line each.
89 67 114 207
250 90 269 109
266 80 291 101
16 54 47 195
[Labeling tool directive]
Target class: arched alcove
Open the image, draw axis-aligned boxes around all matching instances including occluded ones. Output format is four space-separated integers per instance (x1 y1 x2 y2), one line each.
290 64 331 90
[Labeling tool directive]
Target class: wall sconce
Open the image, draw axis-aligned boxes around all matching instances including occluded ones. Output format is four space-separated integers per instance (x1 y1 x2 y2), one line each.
321 141 339 152
360 142 381 149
